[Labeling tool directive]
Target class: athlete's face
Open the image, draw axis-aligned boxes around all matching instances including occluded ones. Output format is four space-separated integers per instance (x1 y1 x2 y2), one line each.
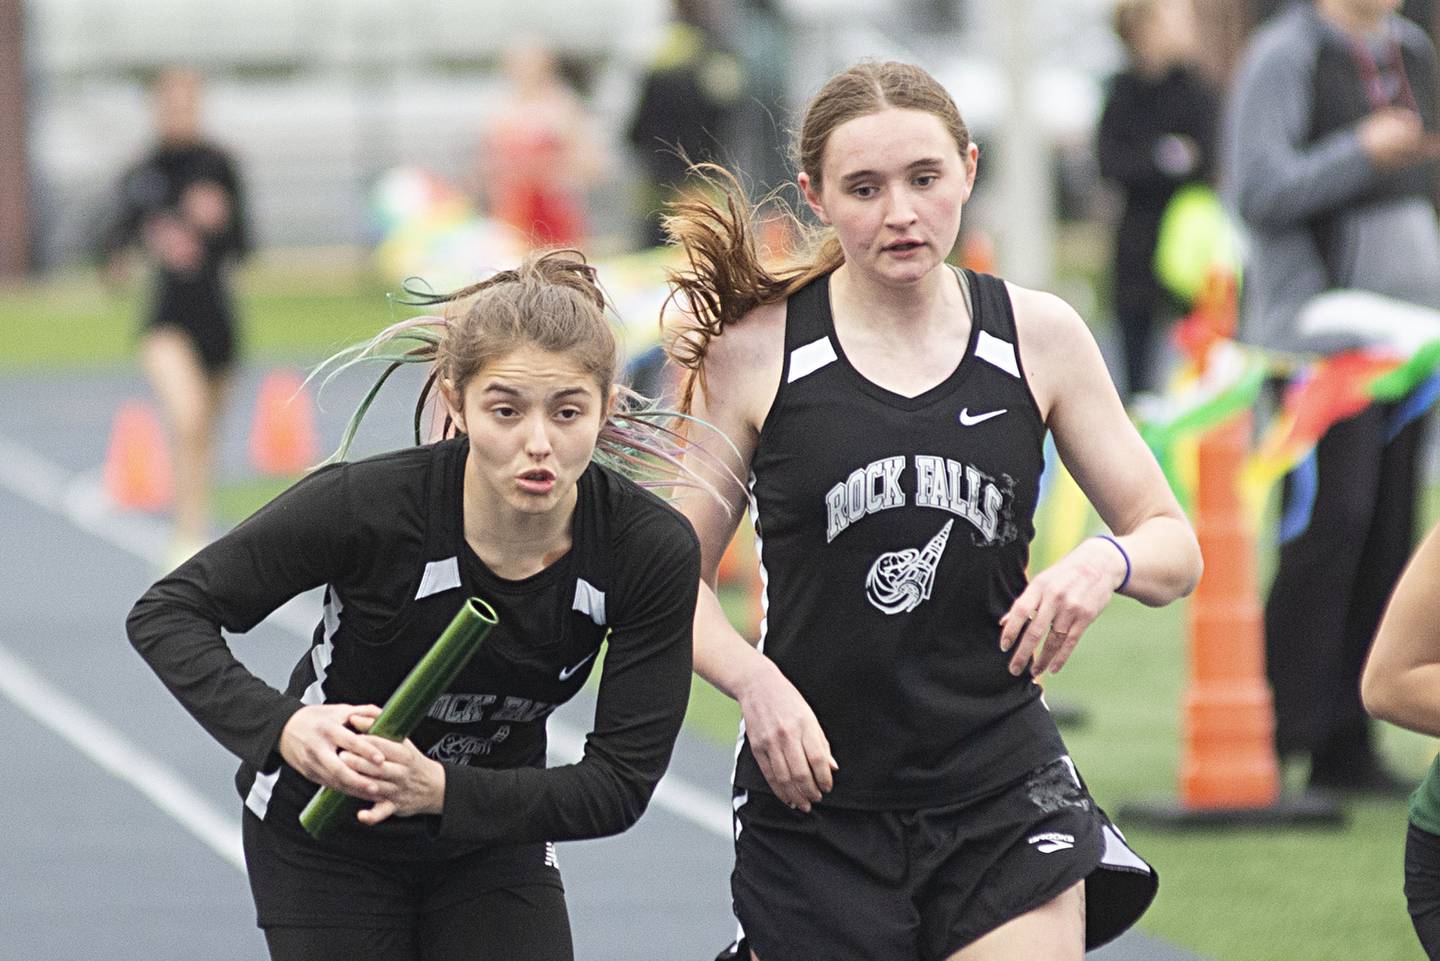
800 108 977 288
445 344 611 521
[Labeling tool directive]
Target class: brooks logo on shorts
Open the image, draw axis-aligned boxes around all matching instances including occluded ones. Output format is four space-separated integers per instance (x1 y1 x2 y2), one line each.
1028 832 1075 853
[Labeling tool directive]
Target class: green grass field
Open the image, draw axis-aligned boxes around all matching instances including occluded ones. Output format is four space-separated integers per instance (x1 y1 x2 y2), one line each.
0 259 389 371
6 262 1433 961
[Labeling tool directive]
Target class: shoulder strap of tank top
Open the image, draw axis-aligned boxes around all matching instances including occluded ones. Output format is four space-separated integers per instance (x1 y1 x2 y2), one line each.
777 273 839 387
962 268 1019 341
782 273 832 352
959 268 1028 382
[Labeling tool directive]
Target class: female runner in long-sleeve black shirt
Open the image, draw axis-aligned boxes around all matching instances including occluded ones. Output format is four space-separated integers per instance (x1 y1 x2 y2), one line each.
128 251 701 961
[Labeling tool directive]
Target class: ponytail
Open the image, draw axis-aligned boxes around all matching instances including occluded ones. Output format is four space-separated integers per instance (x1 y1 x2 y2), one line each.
661 164 844 412
308 250 744 501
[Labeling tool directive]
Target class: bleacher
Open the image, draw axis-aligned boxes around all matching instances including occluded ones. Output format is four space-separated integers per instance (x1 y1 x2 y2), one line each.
24 0 669 264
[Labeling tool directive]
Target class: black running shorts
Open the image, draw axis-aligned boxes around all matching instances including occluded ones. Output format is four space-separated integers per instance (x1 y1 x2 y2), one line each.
728 757 1156 961
1406 821 1440 960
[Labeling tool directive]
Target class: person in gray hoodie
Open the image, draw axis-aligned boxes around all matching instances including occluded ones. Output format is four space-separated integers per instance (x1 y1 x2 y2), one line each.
1225 0 1440 795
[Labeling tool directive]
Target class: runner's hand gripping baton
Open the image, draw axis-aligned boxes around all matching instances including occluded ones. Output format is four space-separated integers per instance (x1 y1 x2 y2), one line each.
299 596 499 840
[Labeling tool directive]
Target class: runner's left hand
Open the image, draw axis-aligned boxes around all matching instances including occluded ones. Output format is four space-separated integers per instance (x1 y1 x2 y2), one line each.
339 713 447 826
997 537 1126 677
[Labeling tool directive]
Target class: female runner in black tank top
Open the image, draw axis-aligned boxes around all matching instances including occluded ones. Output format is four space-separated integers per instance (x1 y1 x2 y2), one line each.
99 67 252 565
662 61 1203 961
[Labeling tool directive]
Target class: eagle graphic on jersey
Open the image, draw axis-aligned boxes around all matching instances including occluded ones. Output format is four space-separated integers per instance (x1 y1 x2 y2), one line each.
865 519 954 614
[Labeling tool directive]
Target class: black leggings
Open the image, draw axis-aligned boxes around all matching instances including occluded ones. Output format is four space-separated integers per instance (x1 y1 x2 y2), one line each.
1265 398 1423 761
262 884 573 961
1406 823 1440 959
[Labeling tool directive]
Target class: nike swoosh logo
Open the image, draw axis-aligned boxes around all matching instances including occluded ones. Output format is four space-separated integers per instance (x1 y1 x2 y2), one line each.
1036 840 1074 853
558 651 597 681
958 407 1007 426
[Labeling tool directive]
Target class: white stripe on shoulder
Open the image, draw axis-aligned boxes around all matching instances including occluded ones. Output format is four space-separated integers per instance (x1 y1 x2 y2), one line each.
573 578 607 626
246 588 344 819
1100 822 1152 873
415 557 461 600
975 329 1020 378
787 336 838 383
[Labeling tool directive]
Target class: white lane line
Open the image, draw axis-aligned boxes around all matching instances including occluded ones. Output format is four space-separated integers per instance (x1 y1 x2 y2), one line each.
0 643 246 870
545 724 732 838
0 434 70 508
0 434 732 862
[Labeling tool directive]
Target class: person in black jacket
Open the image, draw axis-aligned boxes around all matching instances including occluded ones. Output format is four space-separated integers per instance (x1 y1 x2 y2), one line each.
626 0 745 247
100 67 252 563
127 251 702 961
1096 0 1218 399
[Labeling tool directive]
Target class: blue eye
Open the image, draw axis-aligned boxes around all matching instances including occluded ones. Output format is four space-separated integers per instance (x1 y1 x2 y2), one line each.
914 174 938 187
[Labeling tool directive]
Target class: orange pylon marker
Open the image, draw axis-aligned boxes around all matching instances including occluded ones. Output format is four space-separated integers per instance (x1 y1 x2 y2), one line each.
1122 410 1339 827
716 528 746 587
249 369 319 475
103 400 174 511
1180 411 1280 809
717 525 764 641
959 230 997 274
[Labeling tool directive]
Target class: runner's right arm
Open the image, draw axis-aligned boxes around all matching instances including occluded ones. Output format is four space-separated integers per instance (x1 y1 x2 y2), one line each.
125 464 376 783
677 302 838 811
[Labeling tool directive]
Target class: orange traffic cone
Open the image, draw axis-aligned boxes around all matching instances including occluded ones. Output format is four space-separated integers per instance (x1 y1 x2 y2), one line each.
959 230 997 274
249 369 319 475
1122 412 1342 828
716 528 746 587
103 400 174 511
1180 412 1280 808
717 525 764 641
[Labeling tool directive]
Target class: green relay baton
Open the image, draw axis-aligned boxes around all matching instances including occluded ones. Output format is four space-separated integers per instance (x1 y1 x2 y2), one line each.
299 596 499 840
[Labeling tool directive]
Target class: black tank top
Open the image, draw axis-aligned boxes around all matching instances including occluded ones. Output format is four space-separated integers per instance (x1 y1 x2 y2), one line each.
737 268 1067 808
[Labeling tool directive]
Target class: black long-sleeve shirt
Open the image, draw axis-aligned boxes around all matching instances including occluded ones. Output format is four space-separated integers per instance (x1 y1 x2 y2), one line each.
127 438 699 861
100 140 251 334
101 141 251 262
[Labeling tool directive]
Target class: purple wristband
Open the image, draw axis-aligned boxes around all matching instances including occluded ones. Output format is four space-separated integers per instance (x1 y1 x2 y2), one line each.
1094 534 1131 592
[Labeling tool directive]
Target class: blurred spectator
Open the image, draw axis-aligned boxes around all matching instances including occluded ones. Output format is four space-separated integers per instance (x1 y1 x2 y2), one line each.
626 0 745 247
1225 0 1440 796
1097 0 1219 399
477 40 605 248
99 66 251 565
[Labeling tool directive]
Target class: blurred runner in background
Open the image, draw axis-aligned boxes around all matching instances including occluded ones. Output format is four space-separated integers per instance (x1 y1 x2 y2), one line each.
477 40 604 248
99 66 252 565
